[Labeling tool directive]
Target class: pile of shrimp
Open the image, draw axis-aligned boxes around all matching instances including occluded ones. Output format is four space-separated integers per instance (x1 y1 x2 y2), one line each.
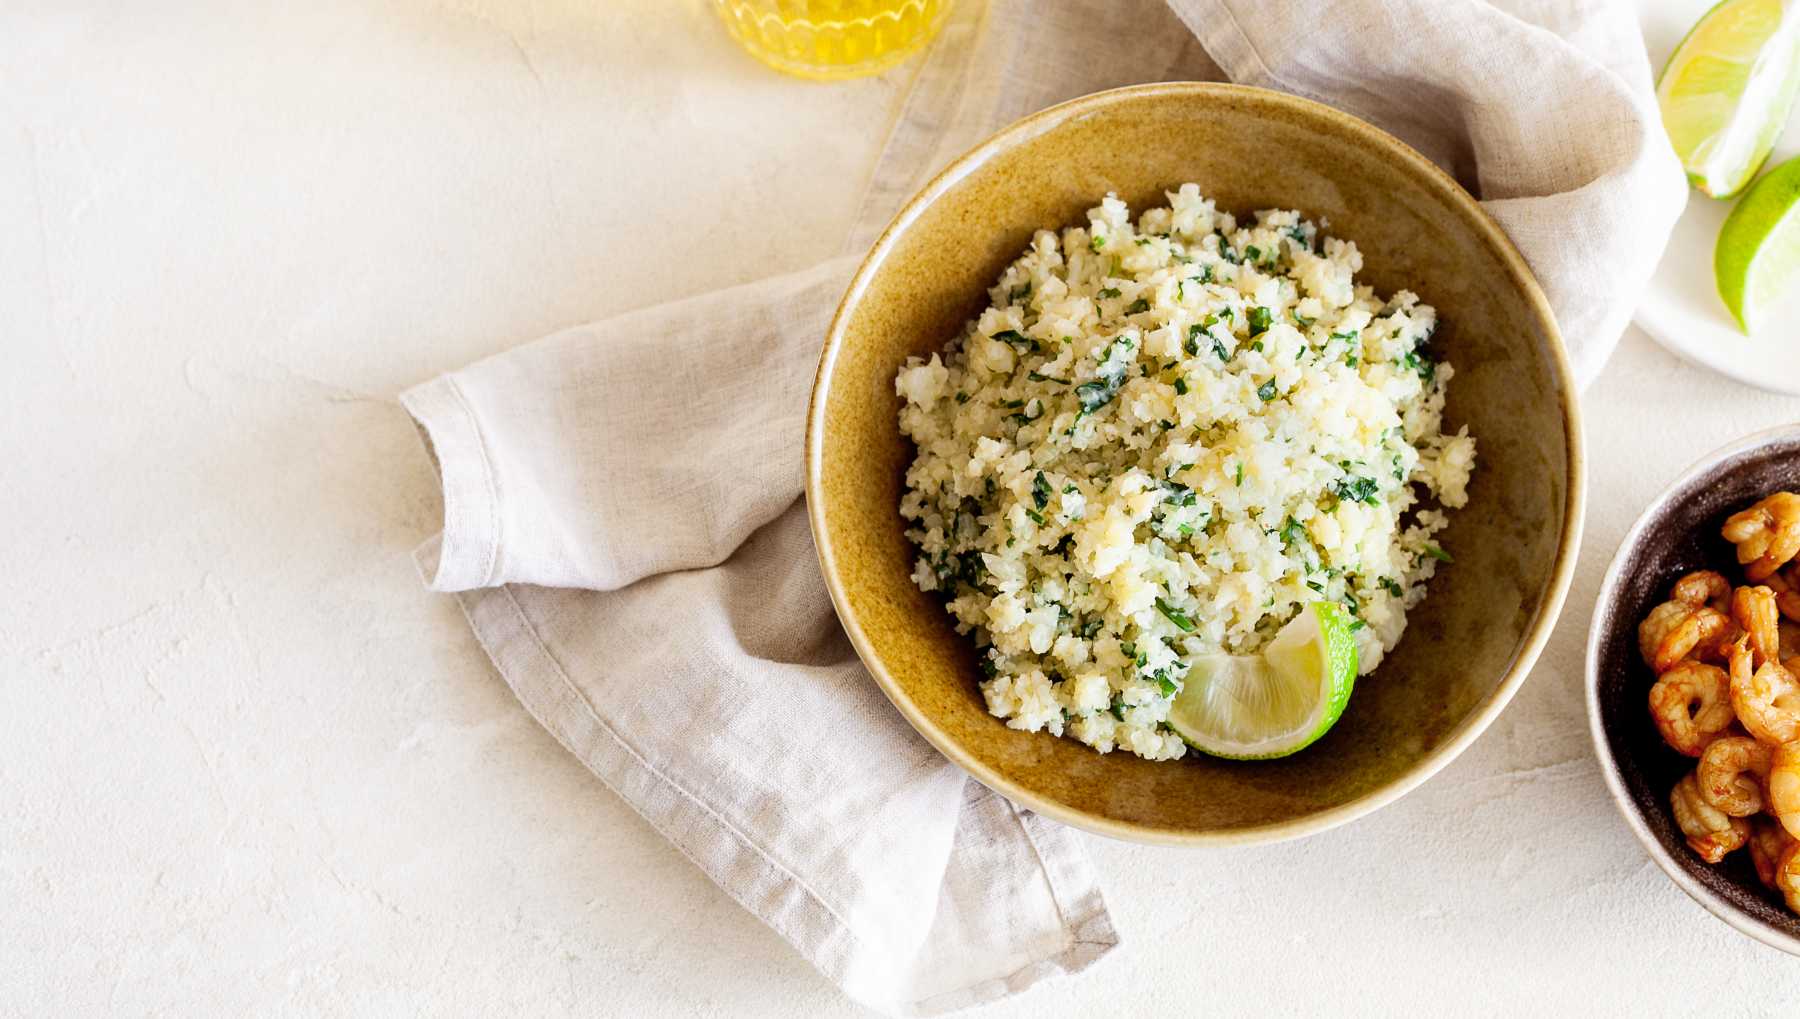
1640 492 1800 910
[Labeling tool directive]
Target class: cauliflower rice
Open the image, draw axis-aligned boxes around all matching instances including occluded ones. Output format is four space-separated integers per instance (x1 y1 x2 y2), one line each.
894 186 1476 762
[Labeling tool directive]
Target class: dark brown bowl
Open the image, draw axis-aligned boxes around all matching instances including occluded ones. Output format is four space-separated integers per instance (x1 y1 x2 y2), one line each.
1587 423 1800 952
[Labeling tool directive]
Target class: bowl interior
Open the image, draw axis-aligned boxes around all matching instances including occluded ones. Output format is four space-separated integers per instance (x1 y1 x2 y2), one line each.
1591 430 1800 940
811 83 1577 841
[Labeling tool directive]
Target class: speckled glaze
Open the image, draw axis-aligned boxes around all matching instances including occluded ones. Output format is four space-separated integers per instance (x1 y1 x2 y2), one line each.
1588 425 1800 953
807 83 1583 845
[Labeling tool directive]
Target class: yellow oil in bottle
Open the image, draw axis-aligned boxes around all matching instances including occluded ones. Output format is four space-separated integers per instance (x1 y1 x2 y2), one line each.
713 0 954 81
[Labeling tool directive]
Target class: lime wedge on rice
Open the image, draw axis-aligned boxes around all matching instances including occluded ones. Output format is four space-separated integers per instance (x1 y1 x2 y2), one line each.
1657 0 1800 198
1167 601 1358 760
1717 153 1800 330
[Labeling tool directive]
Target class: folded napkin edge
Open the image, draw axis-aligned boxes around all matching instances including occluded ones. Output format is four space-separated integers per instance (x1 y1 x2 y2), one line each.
400 376 501 592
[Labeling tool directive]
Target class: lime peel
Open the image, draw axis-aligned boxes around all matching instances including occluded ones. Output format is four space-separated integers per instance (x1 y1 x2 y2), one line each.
1657 0 1800 198
1717 153 1800 331
1166 601 1358 760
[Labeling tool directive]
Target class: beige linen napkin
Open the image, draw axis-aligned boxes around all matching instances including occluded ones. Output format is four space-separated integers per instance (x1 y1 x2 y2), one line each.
401 0 1683 1013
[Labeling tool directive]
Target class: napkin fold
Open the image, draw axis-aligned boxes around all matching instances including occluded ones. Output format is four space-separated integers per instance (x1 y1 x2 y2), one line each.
401 1 1684 1013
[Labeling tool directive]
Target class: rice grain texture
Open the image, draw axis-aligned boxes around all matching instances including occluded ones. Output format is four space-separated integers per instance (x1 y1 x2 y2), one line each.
895 187 1476 761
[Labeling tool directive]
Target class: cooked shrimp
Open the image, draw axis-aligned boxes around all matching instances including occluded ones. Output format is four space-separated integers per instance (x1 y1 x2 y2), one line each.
1639 601 1693 669
1767 562 1800 622
1649 660 1736 755
1749 818 1797 889
1782 618 1800 660
1728 637 1800 746
1769 743 1800 842
1672 569 1733 613
1671 772 1751 863
1733 584 1782 666
1776 844 1800 913
1722 492 1800 582
1698 735 1773 816
1652 605 1732 673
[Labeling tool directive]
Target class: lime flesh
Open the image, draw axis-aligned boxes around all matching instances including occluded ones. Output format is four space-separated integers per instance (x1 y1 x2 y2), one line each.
1717 153 1800 331
1166 602 1358 760
1657 0 1800 198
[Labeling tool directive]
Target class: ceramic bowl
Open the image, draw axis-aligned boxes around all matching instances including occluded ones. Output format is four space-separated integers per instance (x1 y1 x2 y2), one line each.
1587 424 1800 952
806 82 1583 845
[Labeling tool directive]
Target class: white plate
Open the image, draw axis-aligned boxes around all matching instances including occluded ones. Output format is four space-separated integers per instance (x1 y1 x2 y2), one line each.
1636 0 1800 394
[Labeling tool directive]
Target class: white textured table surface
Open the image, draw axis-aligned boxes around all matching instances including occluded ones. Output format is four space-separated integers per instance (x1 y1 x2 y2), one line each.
7 1 1800 1014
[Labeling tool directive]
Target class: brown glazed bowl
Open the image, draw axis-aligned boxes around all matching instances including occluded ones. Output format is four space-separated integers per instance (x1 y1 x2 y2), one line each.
806 83 1583 845
1588 424 1800 952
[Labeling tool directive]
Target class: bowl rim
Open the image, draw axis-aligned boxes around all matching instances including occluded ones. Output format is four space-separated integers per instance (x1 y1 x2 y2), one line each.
807 81 1586 846
1584 422 1800 953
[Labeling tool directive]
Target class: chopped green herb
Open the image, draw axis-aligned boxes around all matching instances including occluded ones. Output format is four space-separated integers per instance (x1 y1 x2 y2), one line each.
1235 462 1245 486
1245 245 1263 264
1184 324 1203 356
1110 702 1126 721
1279 516 1306 547
1251 340 1264 352
1097 286 1122 300
1009 282 1032 305
1075 378 1120 414
1125 297 1150 315
1401 349 1437 384
1032 471 1051 510
1332 475 1380 504
1213 336 1230 362
1178 522 1195 537
977 653 998 680
1291 309 1316 328
1423 544 1454 563
954 392 969 404
1156 672 1180 697
1076 618 1103 640
1027 370 1069 385
1173 377 1189 395
1002 398 1025 409
1024 507 1046 526
1155 597 1197 632
1257 379 1278 402
992 329 1035 352
1063 483 1077 494
1090 234 1106 252
1248 306 1273 334
1134 237 1151 246
1378 577 1405 597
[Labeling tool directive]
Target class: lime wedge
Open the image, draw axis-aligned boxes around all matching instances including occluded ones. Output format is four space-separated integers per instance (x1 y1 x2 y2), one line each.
1657 0 1800 198
1717 153 1800 330
1167 602 1358 760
